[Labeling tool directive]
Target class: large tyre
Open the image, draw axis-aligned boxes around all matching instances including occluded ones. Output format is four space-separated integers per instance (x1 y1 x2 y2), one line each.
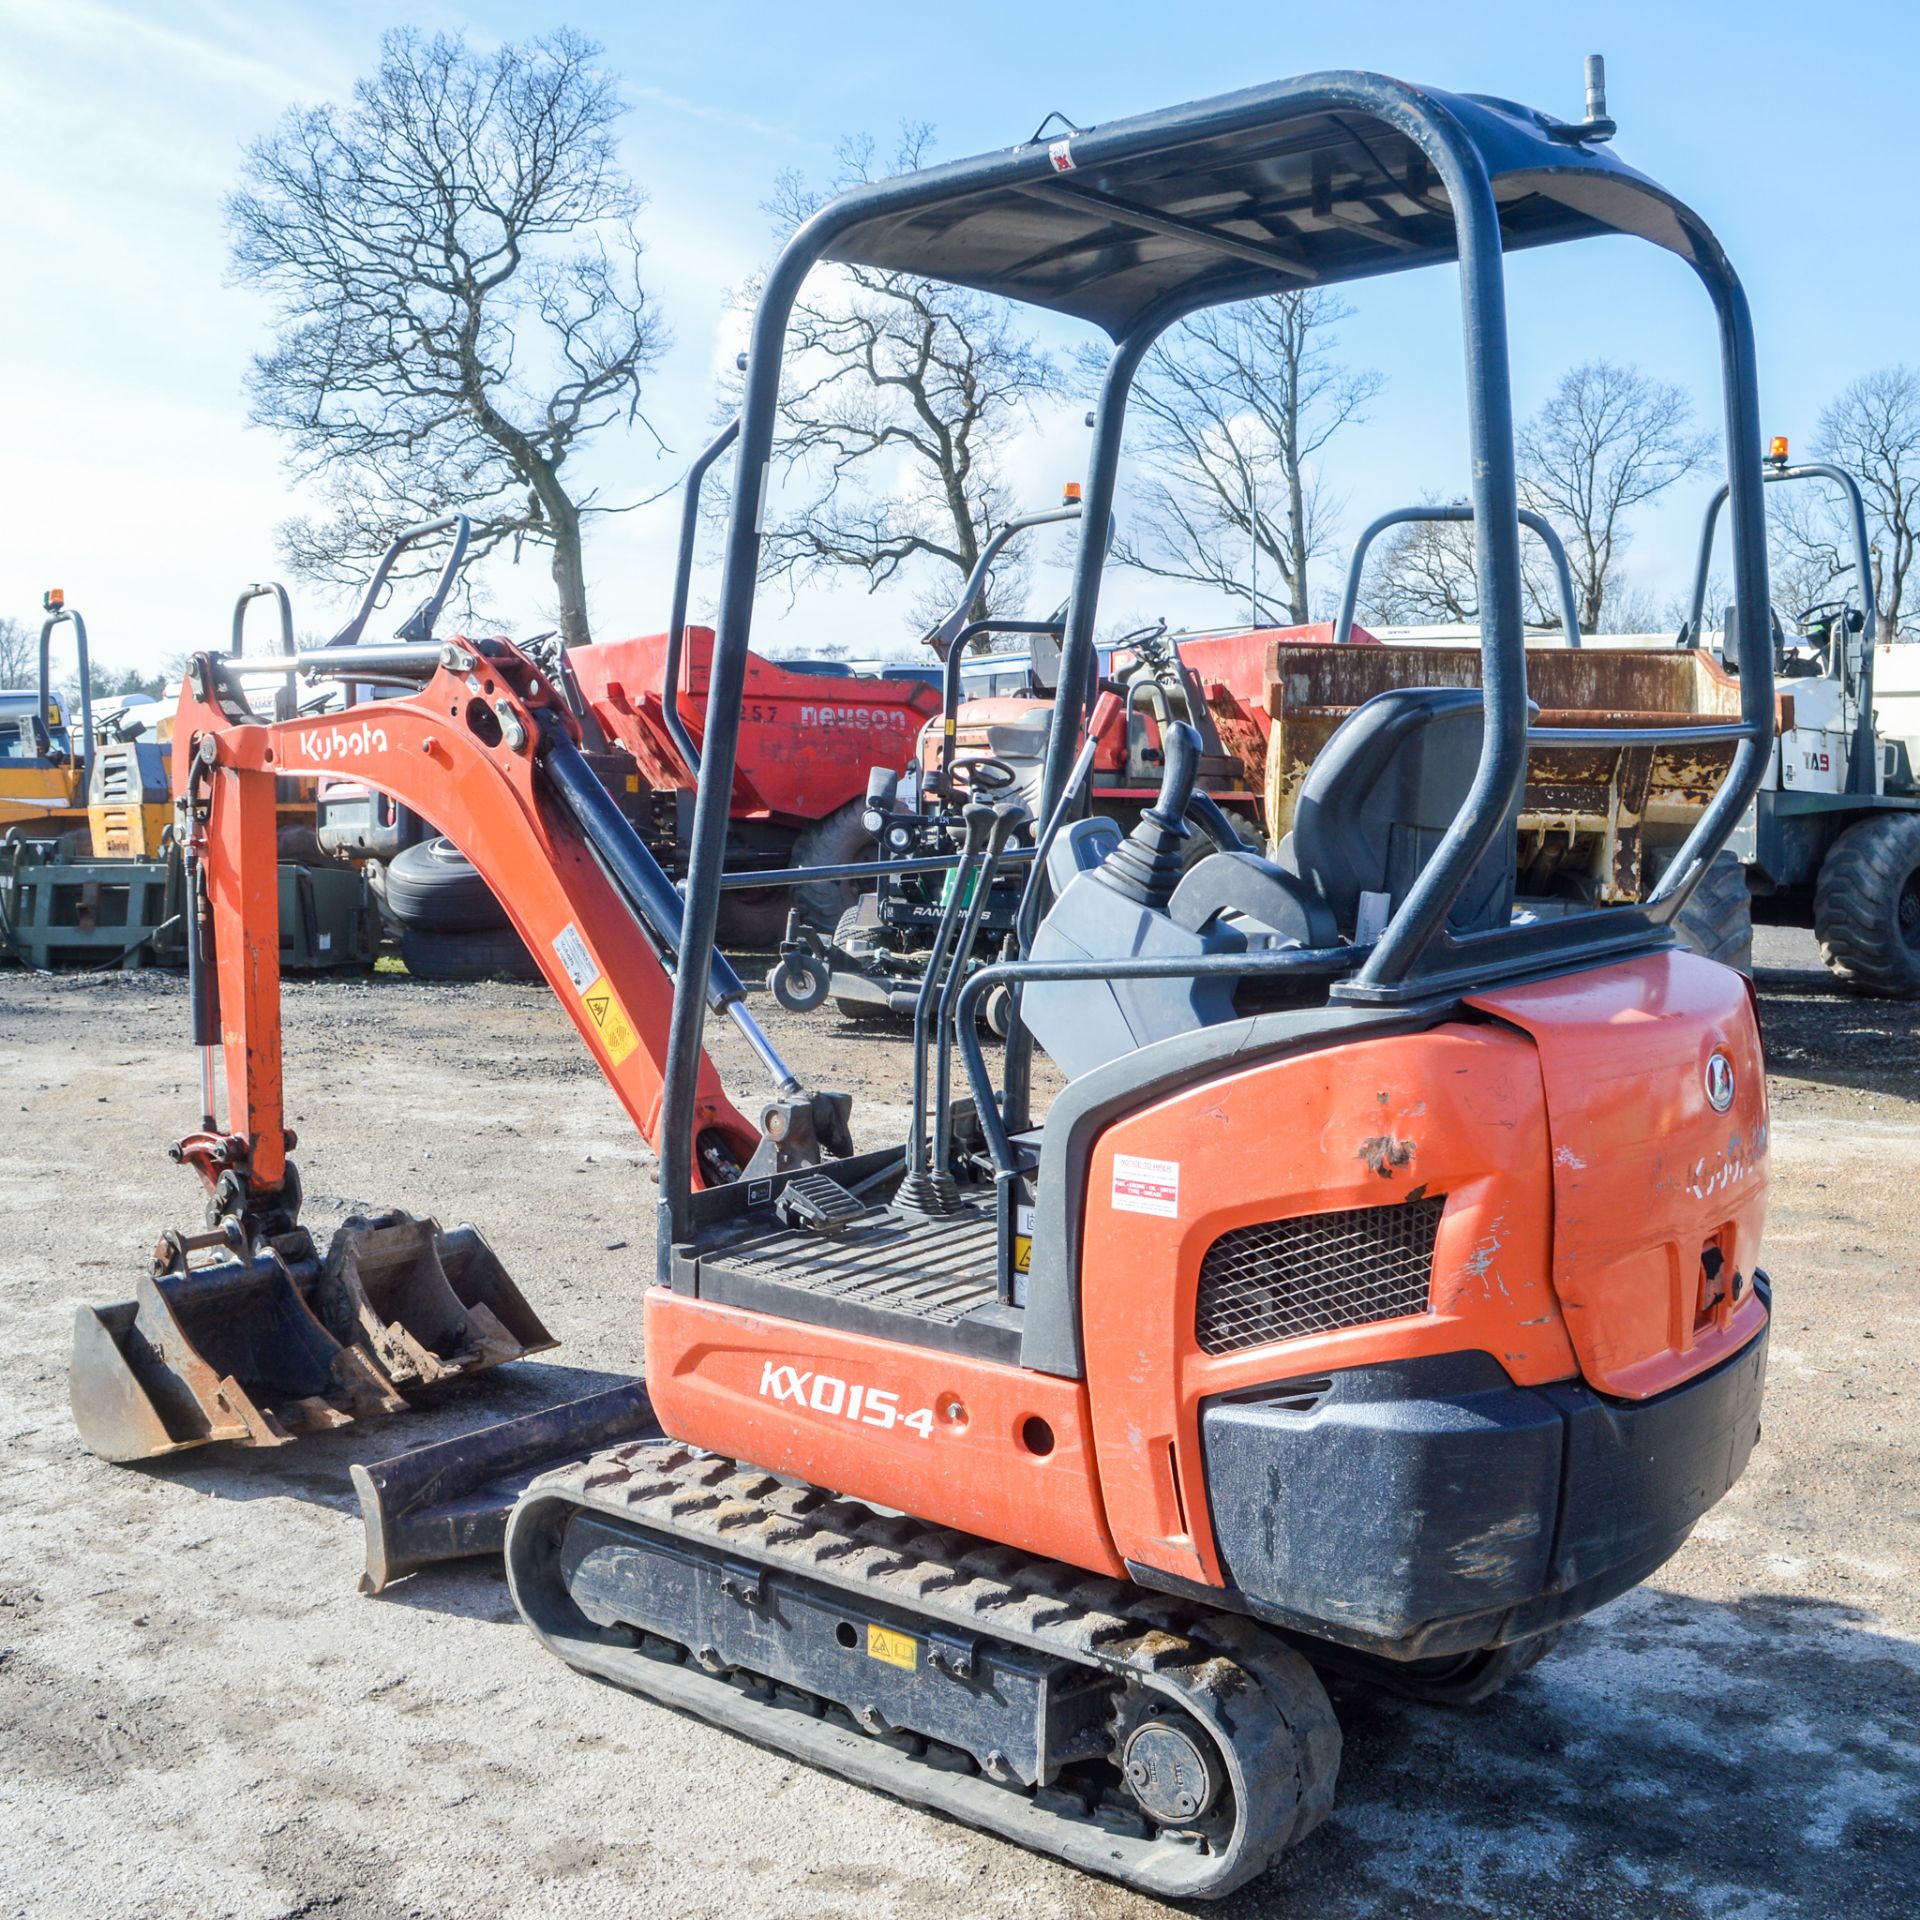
398 925 539 982
790 798 876 930
830 902 900 1022
833 900 883 955
716 801 877 950
1671 849 1753 976
715 887 791 951
1814 812 1920 997
381 836 507 935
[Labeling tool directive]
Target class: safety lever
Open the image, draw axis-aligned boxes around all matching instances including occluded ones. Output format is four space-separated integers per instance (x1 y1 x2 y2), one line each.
932 800 1029 1184
897 802 995 1217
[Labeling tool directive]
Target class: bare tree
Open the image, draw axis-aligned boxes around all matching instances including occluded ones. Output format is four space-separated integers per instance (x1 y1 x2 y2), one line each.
0 616 34 689
739 128 1062 633
1807 368 1920 639
1112 293 1382 626
1765 482 1856 626
228 28 664 646
1518 361 1714 633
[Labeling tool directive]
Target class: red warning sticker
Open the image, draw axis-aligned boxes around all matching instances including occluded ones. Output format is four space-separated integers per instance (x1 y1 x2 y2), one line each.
1111 1153 1179 1218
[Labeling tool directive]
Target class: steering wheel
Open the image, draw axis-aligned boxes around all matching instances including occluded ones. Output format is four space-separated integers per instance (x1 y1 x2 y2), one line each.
1792 599 1852 636
949 755 1018 794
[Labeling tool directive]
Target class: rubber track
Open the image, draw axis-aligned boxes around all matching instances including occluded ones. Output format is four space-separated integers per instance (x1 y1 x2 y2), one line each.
1814 812 1920 996
507 1441 1339 1900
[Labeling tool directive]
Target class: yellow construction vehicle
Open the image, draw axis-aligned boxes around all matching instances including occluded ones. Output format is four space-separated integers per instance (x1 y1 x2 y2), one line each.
0 589 92 839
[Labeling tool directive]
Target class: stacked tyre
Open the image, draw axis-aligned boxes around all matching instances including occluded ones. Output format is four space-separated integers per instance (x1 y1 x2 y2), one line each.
714 798 872 949
375 836 540 981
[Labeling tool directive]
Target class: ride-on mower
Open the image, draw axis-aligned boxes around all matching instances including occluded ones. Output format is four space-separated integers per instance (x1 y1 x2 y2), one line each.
73 62 1776 1898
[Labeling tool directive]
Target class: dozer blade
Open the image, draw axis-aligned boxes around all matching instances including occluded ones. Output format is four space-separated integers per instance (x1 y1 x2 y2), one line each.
315 1212 556 1388
70 1242 406 1464
351 1382 658 1593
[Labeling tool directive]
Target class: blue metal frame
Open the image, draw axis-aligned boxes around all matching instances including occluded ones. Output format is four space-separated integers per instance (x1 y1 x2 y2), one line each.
655 70 1776 1260
1686 460 1877 793
324 514 471 652
658 417 742 778
1333 504 1585 648
37 602 92 786
231 583 297 724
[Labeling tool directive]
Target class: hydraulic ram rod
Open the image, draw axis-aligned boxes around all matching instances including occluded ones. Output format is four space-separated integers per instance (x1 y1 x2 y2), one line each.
538 728 801 1098
222 643 451 679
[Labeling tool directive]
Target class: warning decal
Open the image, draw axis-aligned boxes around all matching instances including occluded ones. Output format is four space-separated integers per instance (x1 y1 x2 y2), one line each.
581 974 639 1066
1111 1153 1180 1218
866 1623 918 1670
552 922 597 993
1011 1201 1035 1304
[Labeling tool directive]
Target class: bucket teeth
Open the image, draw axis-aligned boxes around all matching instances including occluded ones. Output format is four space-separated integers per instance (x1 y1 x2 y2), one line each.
69 1210 552 1463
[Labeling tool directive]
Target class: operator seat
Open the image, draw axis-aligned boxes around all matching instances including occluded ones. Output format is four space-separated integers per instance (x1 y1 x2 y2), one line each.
1023 725 1335 1078
1283 686 1523 938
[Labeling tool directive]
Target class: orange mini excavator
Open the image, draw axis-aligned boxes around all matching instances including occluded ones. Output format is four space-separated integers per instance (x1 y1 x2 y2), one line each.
73 64 1776 1897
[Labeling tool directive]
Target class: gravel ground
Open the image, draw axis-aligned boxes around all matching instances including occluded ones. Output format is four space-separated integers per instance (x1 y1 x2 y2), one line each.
2 925 1916 1920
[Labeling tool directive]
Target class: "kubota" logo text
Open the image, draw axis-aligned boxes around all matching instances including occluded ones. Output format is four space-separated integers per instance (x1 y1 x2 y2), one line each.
304 721 390 761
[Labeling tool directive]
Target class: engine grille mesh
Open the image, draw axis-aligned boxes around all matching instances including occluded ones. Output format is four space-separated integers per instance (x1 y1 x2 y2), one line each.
1194 1196 1444 1354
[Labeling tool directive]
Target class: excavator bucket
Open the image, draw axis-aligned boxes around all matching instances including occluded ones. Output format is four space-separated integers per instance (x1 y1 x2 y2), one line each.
314 1212 555 1386
70 1240 405 1463
69 1213 552 1464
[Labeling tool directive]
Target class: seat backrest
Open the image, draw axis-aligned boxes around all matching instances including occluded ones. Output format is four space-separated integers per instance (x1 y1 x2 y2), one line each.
1288 686 1518 937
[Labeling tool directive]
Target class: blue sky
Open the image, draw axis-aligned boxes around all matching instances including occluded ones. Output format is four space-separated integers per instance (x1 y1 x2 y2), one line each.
2 0 1913 677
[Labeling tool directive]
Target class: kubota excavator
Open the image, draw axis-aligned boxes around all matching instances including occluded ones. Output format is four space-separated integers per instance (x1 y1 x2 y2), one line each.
71 63 1777 1898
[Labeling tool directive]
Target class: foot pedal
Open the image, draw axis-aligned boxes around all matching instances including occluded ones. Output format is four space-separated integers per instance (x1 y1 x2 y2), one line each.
774 1173 867 1233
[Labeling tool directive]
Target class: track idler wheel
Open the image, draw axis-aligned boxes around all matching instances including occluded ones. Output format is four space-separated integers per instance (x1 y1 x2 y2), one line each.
1116 1695 1227 1828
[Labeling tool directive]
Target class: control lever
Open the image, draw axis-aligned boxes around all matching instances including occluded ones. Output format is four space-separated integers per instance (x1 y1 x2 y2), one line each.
898 802 994 1217
932 800 1029 1185
1092 720 1200 910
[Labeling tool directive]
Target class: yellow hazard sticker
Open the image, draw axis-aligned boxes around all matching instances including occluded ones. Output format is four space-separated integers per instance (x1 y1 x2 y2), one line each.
581 974 639 1066
1013 1236 1032 1273
866 1624 918 1671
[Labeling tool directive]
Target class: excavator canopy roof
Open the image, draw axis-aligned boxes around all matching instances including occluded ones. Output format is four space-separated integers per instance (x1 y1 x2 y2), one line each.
820 74 1719 336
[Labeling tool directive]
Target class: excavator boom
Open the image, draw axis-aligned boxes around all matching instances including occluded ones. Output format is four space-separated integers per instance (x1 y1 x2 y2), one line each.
69 635 796 1463
175 641 758 1204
